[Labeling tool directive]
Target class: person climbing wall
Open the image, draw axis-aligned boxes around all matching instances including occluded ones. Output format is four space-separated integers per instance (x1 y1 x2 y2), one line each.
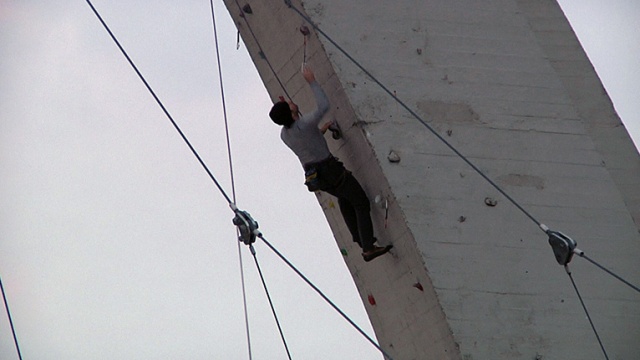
268 65 392 262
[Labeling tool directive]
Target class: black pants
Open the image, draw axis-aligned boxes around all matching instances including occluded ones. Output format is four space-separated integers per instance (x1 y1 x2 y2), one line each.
305 157 375 252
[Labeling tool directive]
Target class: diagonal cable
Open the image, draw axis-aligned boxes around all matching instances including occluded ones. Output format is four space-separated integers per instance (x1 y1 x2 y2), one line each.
258 234 395 360
208 1 253 358
284 2 543 231
85 2 372 358
281 3 640 355
226 5 394 356
565 266 610 359
575 251 640 293
249 245 293 359
85 0 233 206
285 0 640 295
1 276 23 360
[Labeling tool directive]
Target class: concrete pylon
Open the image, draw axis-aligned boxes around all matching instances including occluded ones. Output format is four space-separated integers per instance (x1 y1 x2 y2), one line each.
223 0 640 358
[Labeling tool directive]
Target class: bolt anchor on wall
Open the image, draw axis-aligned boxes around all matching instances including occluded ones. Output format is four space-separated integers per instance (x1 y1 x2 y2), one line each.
328 120 342 139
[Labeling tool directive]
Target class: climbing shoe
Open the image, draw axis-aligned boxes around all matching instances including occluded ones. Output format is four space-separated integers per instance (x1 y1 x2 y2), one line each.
362 245 393 262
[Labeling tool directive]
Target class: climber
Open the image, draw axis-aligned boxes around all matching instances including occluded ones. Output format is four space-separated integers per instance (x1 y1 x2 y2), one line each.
268 66 392 262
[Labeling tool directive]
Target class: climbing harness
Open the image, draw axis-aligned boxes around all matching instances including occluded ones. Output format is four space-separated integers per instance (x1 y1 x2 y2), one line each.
304 166 323 192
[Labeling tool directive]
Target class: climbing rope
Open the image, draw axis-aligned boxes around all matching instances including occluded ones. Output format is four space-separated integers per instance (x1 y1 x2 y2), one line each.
0 276 23 360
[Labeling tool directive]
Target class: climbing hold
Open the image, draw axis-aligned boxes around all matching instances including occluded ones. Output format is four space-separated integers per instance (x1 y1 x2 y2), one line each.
458 215 466 223
387 150 401 163
328 120 342 140
328 199 335 209
242 4 253 14
484 197 497 207
368 294 376 306
416 48 423 55
413 282 424 292
299 24 310 36
446 129 453 136
340 248 348 257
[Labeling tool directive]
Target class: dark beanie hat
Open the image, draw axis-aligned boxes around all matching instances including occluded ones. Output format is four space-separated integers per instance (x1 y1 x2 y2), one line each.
269 101 294 128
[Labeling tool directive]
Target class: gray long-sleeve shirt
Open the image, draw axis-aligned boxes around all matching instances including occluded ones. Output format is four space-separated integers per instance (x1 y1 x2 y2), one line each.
280 81 331 166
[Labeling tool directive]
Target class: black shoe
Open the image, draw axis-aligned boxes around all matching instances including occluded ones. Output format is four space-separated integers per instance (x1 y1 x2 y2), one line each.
362 245 393 262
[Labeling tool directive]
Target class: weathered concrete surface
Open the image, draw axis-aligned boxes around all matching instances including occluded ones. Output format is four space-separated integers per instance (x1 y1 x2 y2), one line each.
223 0 640 359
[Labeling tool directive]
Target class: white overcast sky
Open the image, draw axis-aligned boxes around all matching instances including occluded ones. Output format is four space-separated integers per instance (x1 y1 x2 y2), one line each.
1 1 638 359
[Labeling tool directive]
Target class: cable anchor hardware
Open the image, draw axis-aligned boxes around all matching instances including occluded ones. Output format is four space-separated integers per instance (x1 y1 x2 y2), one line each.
546 229 577 266
232 209 260 245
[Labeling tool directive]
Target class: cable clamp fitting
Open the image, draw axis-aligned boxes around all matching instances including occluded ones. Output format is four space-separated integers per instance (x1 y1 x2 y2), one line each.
232 209 260 245
546 229 577 266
